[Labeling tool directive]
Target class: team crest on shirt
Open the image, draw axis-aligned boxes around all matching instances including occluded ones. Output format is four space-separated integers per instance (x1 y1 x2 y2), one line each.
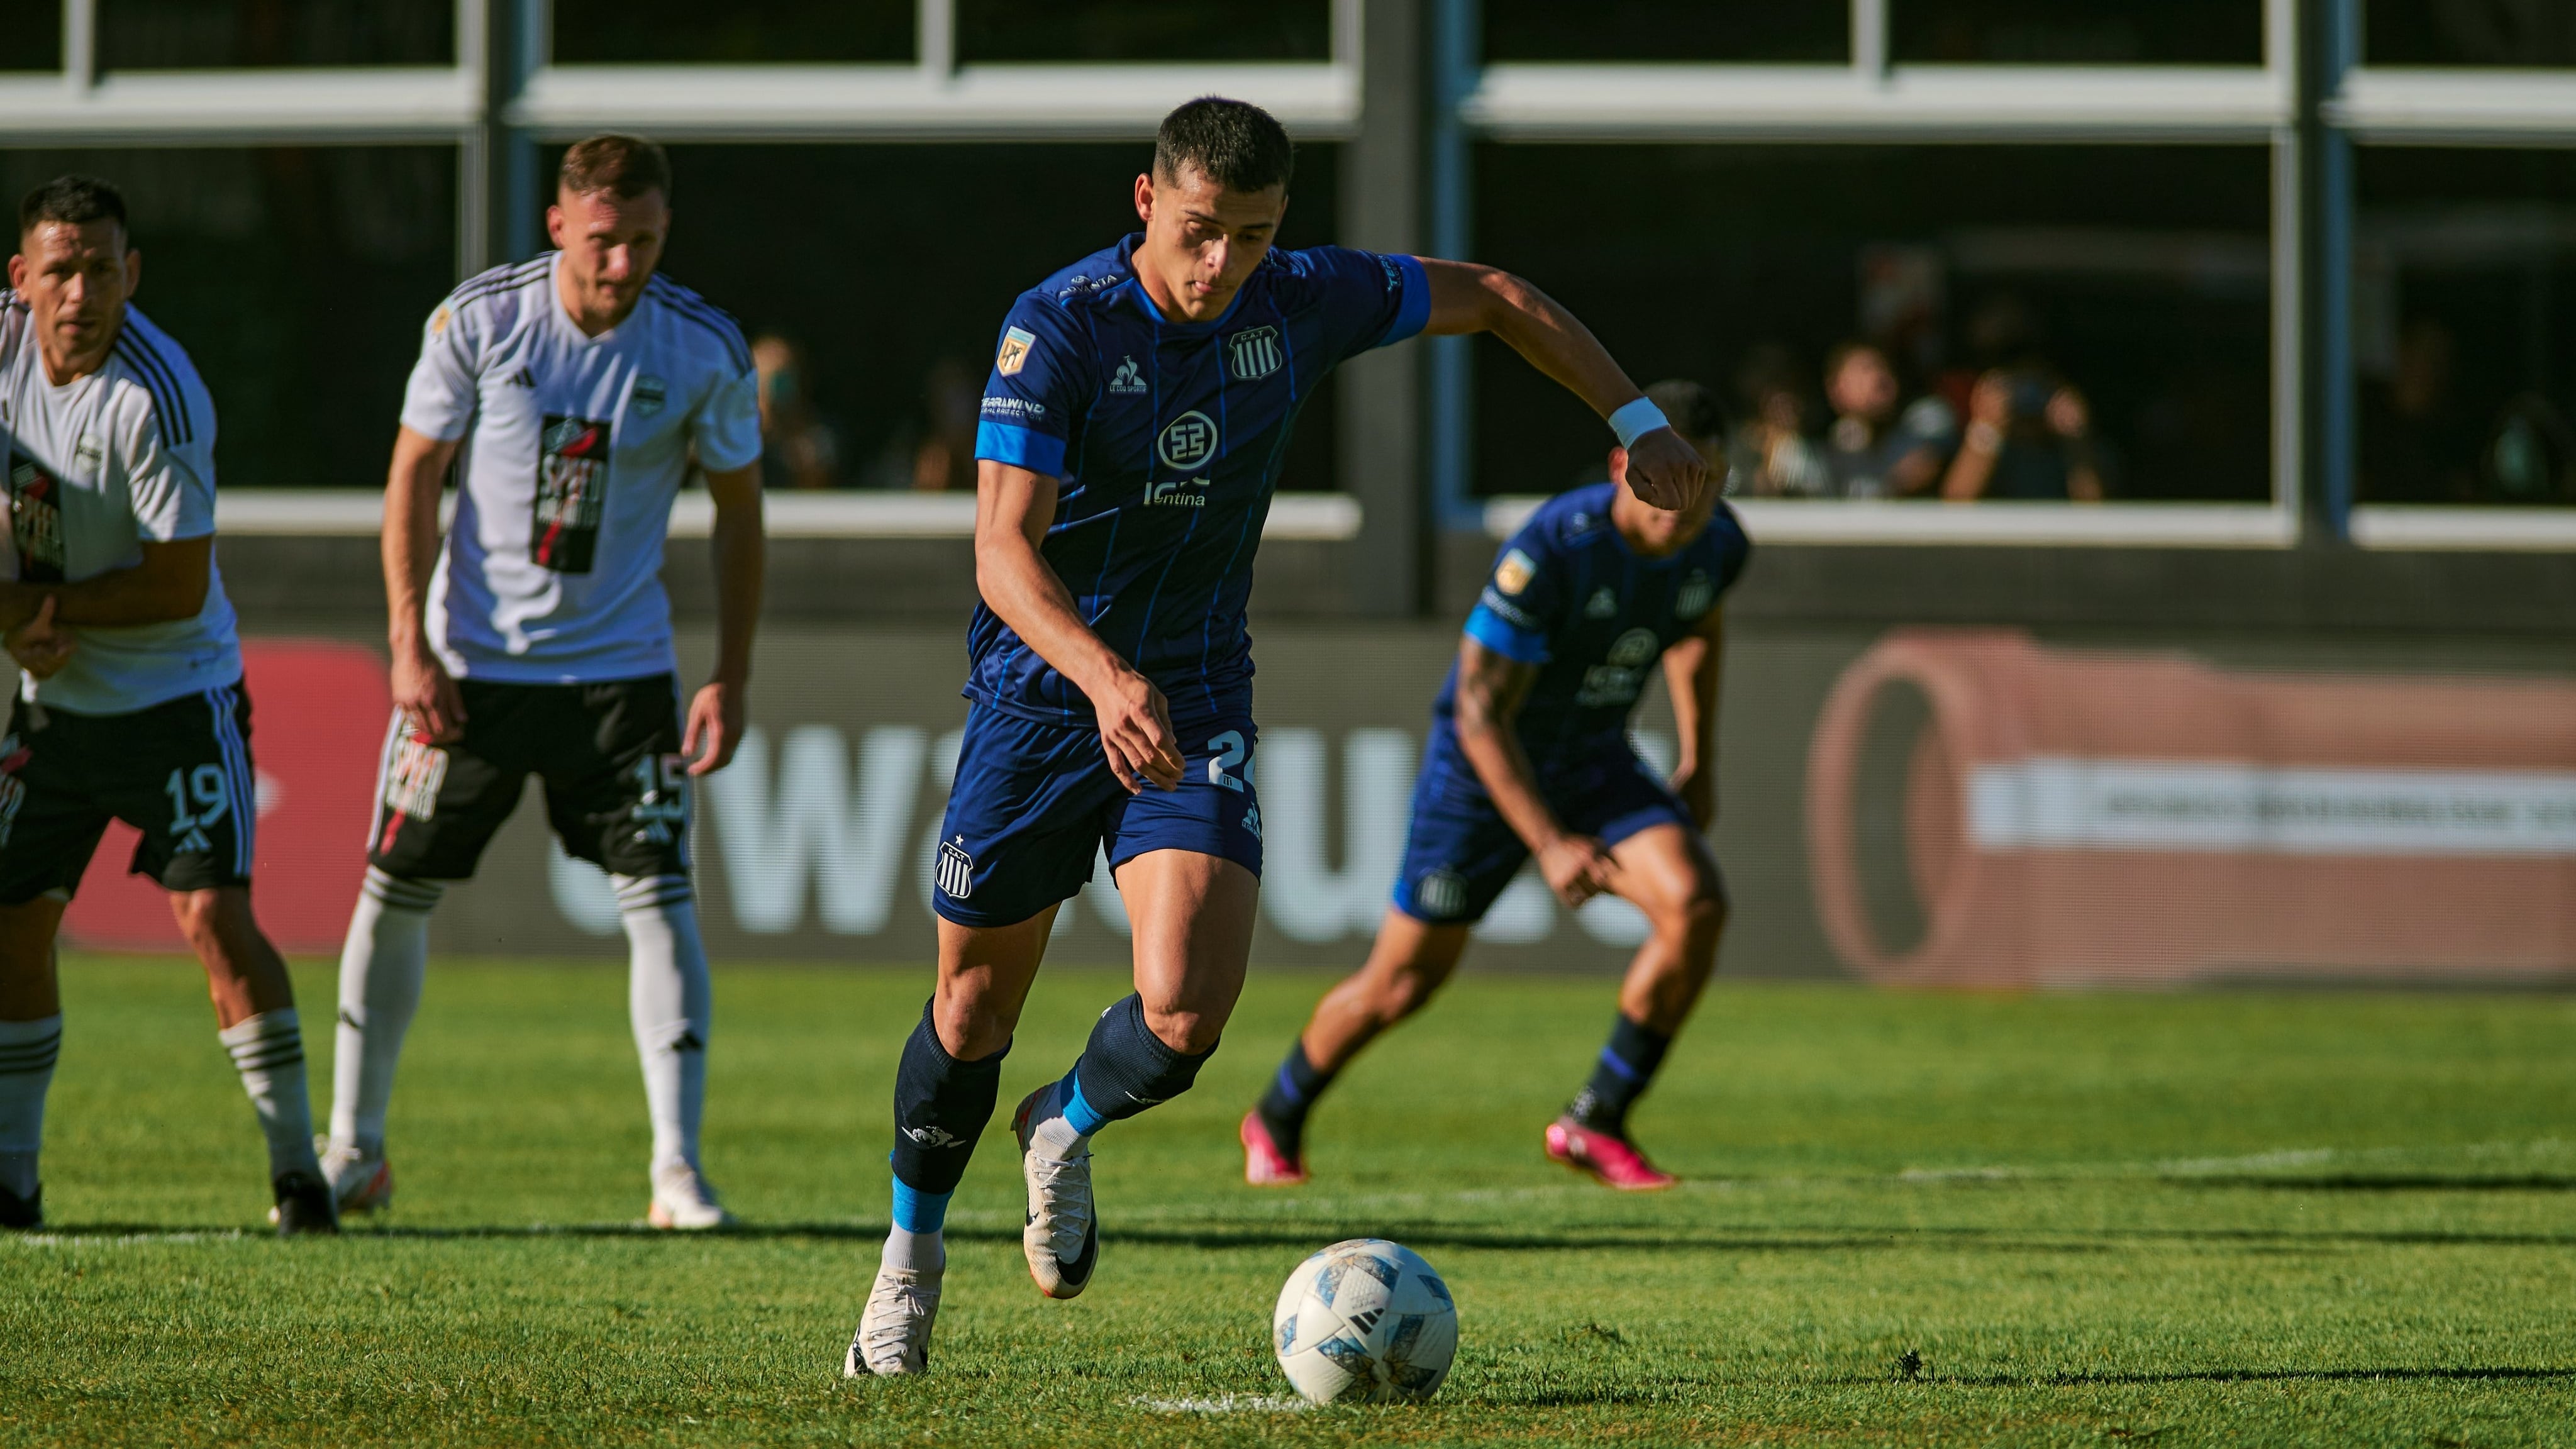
1585 587 1616 619
1226 326 1284 380
1415 869 1468 920
631 374 668 419
937 837 975 899
1493 548 1536 597
1157 411 1219 470
1109 356 1146 394
430 304 452 336
996 326 1037 377
1675 569 1715 620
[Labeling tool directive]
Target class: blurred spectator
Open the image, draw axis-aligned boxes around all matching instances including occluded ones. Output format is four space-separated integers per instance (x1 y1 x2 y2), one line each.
909 356 981 492
752 333 841 490
2358 317 2479 504
2482 394 2576 504
1940 296 2104 502
1726 343 1831 497
1821 341 1956 498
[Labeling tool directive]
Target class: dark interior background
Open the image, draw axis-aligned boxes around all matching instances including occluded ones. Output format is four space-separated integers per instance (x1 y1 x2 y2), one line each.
1470 143 2276 501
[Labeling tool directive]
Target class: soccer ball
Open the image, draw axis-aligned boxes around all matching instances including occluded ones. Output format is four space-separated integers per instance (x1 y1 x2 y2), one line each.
1271 1238 1457 1404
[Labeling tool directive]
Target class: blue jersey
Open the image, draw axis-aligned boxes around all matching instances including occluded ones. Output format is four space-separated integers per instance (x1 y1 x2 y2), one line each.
1435 483 1752 773
968 235 1431 723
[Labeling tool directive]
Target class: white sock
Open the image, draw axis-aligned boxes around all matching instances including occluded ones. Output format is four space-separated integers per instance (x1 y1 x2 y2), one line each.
220 1009 323 1181
618 875 711 1174
882 1226 945 1275
0 1015 62 1199
329 868 440 1155
1027 1079 1091 1163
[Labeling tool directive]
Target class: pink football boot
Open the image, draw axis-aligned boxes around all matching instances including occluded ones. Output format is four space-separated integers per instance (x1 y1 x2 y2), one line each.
1545 1116 1677 1191
1240 1111 1309 1186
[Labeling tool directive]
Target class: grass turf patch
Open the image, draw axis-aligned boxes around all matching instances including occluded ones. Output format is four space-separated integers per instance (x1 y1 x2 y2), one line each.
3 957 2572 1446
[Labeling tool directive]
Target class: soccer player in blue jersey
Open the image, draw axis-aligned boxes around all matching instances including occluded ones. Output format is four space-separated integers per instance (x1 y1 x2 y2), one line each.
845 98 1707 1377
1241 380 1745 1194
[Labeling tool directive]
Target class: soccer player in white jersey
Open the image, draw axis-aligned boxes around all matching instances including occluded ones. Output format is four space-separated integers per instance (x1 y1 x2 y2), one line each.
320 135 765 1230
0 176 336 1233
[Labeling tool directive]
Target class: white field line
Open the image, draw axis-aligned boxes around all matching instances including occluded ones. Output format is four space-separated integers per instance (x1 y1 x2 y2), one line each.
1131 1394 1311 1414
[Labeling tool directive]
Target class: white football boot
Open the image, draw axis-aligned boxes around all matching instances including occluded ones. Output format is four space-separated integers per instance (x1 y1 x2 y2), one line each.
323 1141 394 1214
844 1267 941 1377
1010 1086 1098 1299
646 1161 735 1230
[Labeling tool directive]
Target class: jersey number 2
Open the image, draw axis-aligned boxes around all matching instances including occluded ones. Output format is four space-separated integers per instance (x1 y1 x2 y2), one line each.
1206 730 1250 793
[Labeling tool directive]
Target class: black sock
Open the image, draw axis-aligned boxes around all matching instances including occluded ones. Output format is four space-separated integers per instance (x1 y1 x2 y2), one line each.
1255 1040 1335 1153
1069 994 1218 1128
889 999 1009 1195
1567 1014 1672 1138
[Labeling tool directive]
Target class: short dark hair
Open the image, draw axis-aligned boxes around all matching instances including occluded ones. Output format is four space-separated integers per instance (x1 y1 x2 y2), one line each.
19 175 127 240
558 134 672 203
1153 97 1294 194
1646 378 1729 447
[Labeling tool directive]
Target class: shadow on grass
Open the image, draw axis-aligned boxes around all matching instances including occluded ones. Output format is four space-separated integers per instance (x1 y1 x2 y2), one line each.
1929 1366 2576 1387
2172 1174 2576 1192
28 1220 2576 1253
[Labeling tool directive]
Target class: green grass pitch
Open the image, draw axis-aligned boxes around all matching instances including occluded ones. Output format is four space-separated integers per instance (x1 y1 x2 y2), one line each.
4 957 2573 1447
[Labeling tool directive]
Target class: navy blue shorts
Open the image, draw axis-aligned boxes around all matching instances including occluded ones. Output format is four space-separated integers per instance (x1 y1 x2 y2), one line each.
1391 728 1694 925
932 697 1264 928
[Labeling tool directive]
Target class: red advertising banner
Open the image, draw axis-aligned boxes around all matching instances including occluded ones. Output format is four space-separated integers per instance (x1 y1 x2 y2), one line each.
1807 631 2576 987
61 640 385 955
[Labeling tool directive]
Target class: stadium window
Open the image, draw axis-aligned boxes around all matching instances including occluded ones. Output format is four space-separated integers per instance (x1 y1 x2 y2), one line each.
2362 1 2576 67
98 0 452 69
0 6 62 72
551 0 913 65
636 143 1343 491
957 0 1330 64
1470 144 2274 503
1890 0 2263 65
0 147 456 489
2353 147 2576 508
1481 0 1848 64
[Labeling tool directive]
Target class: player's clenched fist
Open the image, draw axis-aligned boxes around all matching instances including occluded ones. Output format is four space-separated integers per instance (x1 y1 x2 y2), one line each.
1094 667 1184 794
1620 427 1708 513
1537 833 1618 909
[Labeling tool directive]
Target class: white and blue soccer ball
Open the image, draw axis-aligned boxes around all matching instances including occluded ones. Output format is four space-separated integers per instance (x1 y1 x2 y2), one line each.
1271 1238 1457 1404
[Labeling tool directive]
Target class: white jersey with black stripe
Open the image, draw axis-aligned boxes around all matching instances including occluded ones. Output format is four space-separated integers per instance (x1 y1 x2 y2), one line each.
0 293 240 714
399 253 762 684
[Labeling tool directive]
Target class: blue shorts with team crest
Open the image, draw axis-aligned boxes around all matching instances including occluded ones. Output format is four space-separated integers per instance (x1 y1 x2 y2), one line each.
932 697 1263 928
1391 723 1694 926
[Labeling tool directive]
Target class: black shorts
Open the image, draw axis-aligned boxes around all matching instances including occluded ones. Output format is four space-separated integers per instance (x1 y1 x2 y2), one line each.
0 682 259 904
367 674 691 882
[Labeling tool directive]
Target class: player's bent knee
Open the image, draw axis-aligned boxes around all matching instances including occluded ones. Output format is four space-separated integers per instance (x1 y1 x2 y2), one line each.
1142 1004 1226 1057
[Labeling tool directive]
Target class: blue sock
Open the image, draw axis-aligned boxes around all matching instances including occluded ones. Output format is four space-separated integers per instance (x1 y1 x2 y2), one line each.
1058 1071 1108 1137
889 1172 951 1233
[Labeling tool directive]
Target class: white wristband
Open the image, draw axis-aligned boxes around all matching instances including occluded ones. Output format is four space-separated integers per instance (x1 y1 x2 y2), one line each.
1607 397 1670 450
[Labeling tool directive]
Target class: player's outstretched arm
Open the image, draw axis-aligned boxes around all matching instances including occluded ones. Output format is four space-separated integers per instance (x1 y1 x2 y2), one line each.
974 458 1184 794
1662 606 1724 831
684 462 763 775
1452 636 1615 909
384 425 467 742
1414 258 1707 512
